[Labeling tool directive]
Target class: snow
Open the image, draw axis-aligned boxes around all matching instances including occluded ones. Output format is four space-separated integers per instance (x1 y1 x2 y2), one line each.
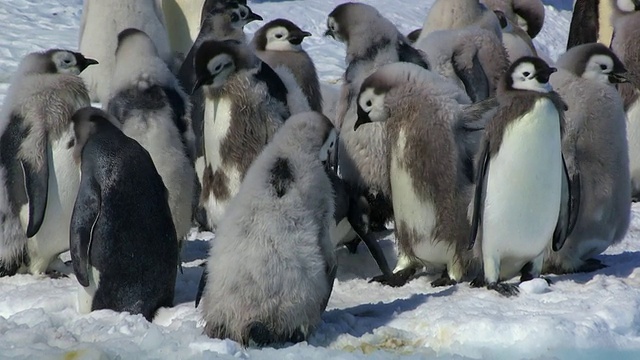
1 0 640 359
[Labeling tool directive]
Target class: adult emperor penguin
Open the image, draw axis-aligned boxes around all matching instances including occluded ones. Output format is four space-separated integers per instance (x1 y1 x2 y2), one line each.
199 111 337 346
0 49 96 276
544 43 630 274
566 0 616 50
415 26 509 102
494 10 538 62
481 0 546 39
354 62 477 287
325 2 429 231
251 19 323 113
417 0 503 42
78 0 173 103
105 28 197 245
193 39 289 230
609 0 640 201
69 107 177 321
469 56 576 296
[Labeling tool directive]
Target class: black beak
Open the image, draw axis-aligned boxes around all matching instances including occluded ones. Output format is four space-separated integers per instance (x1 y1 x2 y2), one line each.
289 31 312 45
536 67 557 83
354 106 371 131
74 52 99 73
324 29 334 38
609 72 629 84
191 76 211 95
247 12 263 22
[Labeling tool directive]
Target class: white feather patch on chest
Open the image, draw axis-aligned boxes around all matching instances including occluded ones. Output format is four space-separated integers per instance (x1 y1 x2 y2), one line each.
390 129 454 266
482 98 563 279
626 98 640 190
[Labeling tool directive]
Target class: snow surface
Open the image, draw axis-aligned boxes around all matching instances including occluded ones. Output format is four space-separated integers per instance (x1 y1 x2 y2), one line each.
1 0 640 359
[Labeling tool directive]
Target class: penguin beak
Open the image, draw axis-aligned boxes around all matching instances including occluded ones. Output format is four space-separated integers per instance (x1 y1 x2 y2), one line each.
536 67 557 83
354 106 371 131
609 72 629 84
191 76 211 95
74 52 99 73
288 31 312 45
247 12 263 22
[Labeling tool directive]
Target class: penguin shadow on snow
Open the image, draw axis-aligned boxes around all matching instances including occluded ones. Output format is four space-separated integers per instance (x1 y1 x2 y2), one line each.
549 251 640 285
312 288 456 347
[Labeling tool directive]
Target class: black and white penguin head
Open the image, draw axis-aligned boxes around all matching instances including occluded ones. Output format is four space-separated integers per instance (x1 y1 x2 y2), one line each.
21 49 98 76
192 39 255 93
325 2 388 44
505 56 557 93
201 1 262 32
70 107 121 162
253 19 312 52
616 0 640 12
232 3 263 28
115 28 158 58
557 43 628 85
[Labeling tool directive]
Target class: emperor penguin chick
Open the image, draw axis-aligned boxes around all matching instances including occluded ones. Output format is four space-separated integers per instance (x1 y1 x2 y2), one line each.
481 0 546 39
200 111 337 347
609 0 640 201
69 107 177 321
325 2 430 231
354 63 477 287
252 19 323 113
493 10 538 63
469 56 576 297
193 39 289 230
105 28 196 244
544 44 630 274
78 0 172 103
0 49 96 276
417 0 503 41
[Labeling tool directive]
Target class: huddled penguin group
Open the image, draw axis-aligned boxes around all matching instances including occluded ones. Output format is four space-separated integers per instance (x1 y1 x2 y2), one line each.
0 0 638 348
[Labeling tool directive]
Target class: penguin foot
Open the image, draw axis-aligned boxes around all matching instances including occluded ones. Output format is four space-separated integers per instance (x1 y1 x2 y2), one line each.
470 276 486 288
247 322 276 347
0 262 19 277
430 271 457 287
287 328 306 344
369 268 416 287
576 258 608 273
45 269 69 279
344 238 361 254
488 282 519 297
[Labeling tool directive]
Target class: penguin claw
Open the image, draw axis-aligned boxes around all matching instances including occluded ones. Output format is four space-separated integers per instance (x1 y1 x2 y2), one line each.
488 282 519 297
430 271 457 287
369 268 416 287
470 276 486 288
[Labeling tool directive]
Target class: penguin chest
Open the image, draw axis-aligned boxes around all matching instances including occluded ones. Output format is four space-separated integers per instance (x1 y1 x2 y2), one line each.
626 98 640 186
482 99 563 263
389 133 453 266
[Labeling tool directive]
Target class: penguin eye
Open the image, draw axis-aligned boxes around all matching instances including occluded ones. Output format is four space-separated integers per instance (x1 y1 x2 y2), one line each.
240 11 247 18
523 71 531 77
599 64 608 71
366 100 372 107
231 13 239 22
275 34 283 39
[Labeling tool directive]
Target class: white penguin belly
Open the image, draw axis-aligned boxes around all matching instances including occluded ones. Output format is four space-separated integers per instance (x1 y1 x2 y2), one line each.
203 97 242 227
77 266 101 314
482 99 562 280
330 218 356 248
626 98 640 193
24 133 80 274
390 135 454 267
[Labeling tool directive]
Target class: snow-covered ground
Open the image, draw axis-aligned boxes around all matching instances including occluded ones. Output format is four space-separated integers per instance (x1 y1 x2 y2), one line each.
2 0 640 359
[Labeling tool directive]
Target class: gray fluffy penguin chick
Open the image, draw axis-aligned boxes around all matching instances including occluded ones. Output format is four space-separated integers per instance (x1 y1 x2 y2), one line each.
69 107 178 322
105 28 196 245
494 10 538 63
469 56 576 297
609 0 640 201
0 49 96 276
481 0 546 38
325 2 430 229
252 18 323 113
415 26 509 103
193 39 289 230
200 111 337 347
417 0 503 42
354 63 477 287
78 0 173 103
544 44 631 274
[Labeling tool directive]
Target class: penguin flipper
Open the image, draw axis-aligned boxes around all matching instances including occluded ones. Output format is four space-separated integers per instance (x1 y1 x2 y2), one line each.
348 196 392 277
70 176 101 287
552 155 580 251
469 139 490 250
566 0 598 50
21 156 49 238
453 50 490 103
195 265 207 308
397 37 430 70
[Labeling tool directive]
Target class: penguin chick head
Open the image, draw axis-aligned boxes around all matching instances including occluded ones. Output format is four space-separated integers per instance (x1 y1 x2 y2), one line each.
230 3 263 28
557 43 628 85
278 111 335 161
192 39 255 93
115 28 158 59
325 2 381 43
70 107 121 163
253 19 312 52
354 73 393 131
20 49 98 76
616 0 640 12
505 56 556 93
